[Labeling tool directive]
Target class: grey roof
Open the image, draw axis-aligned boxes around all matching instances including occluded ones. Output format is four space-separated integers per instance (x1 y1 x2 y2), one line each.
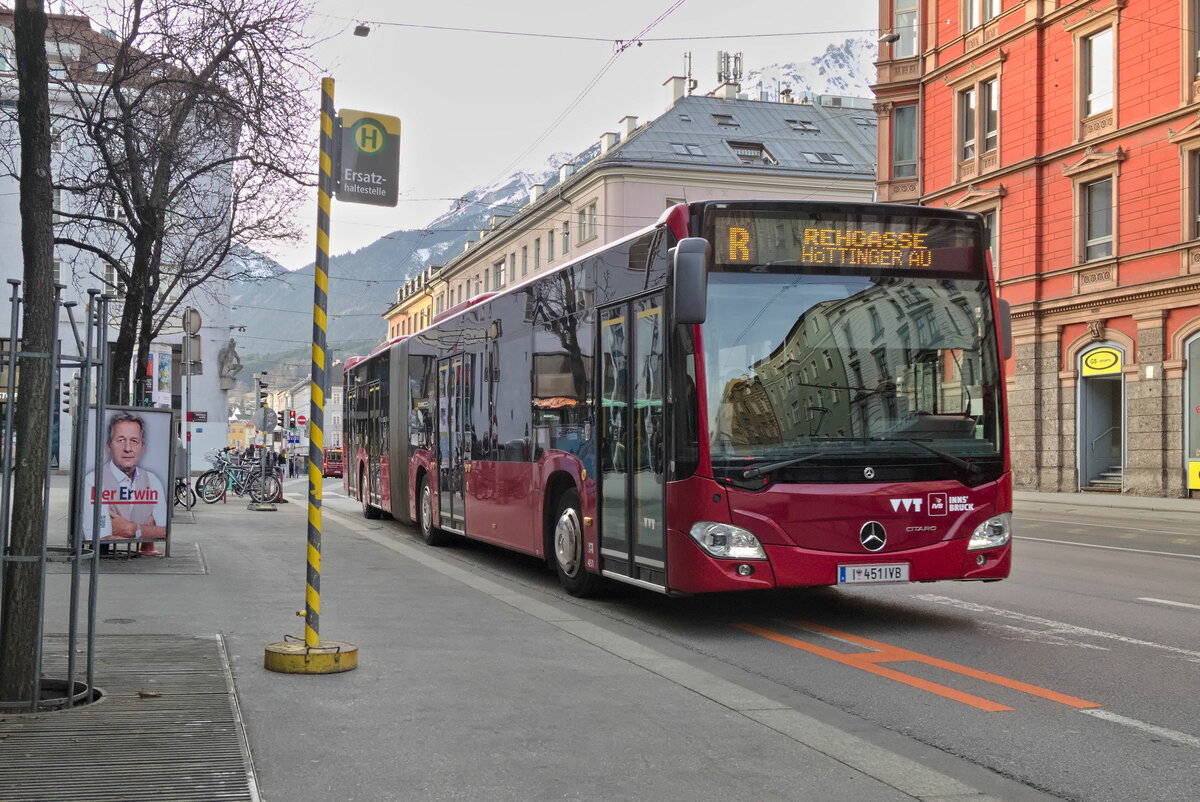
593 94 876 178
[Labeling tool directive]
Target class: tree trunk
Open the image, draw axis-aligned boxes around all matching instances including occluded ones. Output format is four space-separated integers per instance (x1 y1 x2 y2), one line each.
0 0 57 704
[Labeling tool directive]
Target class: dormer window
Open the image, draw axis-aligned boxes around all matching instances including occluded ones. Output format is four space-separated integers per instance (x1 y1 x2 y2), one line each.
670 143 705 156
728 141 778 166
711 113 739 127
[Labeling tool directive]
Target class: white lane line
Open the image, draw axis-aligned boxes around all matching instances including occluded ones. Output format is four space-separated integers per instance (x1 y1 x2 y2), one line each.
915 595 1200 661
1137 597 1200 611
1013 535 1200 560
1017 515 1200 539
1081 709 1200 749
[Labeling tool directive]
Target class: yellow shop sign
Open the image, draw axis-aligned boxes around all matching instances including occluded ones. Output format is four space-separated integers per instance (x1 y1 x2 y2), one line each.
1082 347 1122 376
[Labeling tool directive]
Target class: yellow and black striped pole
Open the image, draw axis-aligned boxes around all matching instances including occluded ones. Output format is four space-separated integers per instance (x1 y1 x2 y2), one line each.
265 77 358 674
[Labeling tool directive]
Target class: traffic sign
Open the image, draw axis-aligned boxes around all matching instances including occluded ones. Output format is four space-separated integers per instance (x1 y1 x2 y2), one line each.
336 109 400 207
296 414 307 427
254 407 279 431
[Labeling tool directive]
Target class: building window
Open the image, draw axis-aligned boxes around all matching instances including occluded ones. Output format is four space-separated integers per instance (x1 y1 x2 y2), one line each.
509 253 517 282
493 259 505 289
960 87 977 161
578 202 597 243
561 221 570 253
521 245 528 276
1190 151 1200 239
964 0 1000 30
1084 28 1114 116
785 118 820 132
103 264 126 300
711 113 739 127
892 104 917 179
802 151 851 165
953 72 1000 179
1083 177 1114 261
669 143 705 156
483 268 489 293
52 188 63 223
53 259 62 284
534 237 541 270
547 229 554 262
728 141 778 166
893 0 918 59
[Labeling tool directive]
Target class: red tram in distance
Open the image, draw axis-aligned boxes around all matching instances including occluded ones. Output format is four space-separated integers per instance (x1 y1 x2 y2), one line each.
345 200 1013 597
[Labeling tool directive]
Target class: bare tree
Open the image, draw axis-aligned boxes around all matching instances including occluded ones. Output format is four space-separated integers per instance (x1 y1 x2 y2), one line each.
0 0 56 705
20 0 316 403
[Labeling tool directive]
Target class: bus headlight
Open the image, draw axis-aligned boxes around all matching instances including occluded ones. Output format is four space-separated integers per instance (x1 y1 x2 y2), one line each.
689 522 767 560
968 513 1011 551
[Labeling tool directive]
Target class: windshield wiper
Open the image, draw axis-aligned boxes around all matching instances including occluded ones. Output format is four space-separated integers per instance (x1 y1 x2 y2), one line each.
741 451 825 479
872 436 982 477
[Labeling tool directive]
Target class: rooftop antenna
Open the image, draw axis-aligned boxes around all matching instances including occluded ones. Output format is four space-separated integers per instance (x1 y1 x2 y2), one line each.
684 52 697 94
717 51 744 84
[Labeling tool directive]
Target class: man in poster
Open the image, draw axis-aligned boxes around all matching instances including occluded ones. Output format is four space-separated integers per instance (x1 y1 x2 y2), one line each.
83 411 167 556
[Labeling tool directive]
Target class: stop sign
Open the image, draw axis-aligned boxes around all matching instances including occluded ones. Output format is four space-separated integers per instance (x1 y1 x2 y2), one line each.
297 414 307 426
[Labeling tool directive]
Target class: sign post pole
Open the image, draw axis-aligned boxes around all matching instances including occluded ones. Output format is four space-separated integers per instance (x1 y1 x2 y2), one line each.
265 77 358 674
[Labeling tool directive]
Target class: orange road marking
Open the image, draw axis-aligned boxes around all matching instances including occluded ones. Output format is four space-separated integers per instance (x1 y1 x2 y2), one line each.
734 620 1102 713
795 620 1101 709
735 623 1011 712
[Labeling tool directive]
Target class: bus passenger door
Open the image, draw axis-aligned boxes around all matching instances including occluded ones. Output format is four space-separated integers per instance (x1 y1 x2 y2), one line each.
598 295 667 589
437 355 469 533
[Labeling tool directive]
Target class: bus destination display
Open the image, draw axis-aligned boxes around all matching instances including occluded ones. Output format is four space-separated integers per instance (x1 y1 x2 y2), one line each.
713 212 978 271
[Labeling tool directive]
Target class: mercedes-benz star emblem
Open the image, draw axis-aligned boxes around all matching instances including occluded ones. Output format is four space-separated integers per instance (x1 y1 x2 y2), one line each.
863 466 876 479
860 521 887 552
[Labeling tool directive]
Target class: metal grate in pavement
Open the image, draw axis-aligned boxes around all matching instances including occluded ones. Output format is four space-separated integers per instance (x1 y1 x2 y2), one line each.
0 634 257 801
45 543 207 575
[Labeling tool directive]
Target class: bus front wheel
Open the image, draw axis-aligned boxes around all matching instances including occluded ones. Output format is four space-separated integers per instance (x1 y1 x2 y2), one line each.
552 488 602 598
418 474 450 547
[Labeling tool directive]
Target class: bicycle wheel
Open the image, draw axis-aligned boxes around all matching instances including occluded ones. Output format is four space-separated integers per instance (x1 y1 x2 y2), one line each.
196 470 226 503
249 473 282 503
175 481 196 509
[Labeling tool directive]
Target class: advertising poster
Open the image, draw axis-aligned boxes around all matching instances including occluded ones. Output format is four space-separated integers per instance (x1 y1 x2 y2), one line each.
153 342 173 407
81 405 172 554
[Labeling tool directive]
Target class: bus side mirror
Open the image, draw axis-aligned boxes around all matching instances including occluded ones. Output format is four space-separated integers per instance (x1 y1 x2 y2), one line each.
997 298 1012 360
672 237 710 325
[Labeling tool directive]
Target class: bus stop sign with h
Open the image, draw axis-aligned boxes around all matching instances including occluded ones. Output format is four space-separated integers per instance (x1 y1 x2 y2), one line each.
335 109 400 207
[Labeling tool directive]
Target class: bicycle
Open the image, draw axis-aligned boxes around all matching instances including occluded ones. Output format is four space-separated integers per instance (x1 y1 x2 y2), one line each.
197 450 281 503
174 475 196 508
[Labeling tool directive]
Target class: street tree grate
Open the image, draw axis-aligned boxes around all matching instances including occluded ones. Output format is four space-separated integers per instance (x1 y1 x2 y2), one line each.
0 634 258 801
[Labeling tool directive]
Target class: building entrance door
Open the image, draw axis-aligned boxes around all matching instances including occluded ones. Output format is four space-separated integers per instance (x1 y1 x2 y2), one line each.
1079 372 1124 491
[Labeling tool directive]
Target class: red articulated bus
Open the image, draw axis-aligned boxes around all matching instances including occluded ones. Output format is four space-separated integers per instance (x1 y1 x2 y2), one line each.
345 200 1013 597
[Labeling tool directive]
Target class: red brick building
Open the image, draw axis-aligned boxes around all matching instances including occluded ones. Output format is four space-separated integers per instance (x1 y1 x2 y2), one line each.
873 0 1200 497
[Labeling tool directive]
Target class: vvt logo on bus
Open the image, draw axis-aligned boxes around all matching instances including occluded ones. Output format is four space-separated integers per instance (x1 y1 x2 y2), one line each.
890 498 922 512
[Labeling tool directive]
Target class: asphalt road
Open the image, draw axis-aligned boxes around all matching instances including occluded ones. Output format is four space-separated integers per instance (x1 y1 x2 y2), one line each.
317 478 1200 802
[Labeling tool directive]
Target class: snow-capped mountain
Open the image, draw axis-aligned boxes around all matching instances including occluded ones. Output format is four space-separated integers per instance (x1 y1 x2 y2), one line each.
745 37 876 101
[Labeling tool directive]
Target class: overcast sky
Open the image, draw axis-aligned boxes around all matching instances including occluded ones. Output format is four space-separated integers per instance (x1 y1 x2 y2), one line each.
283 0 878 270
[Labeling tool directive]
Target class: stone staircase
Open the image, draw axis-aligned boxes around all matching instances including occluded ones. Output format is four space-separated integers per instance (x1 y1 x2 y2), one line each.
1082 464 1123 492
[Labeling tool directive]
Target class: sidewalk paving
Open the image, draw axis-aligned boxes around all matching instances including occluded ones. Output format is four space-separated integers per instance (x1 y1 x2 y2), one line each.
9 481 1064 801
1015 489 1199 514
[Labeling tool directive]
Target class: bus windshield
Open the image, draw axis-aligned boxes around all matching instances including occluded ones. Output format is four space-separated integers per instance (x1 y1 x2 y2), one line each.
702 269 1002 480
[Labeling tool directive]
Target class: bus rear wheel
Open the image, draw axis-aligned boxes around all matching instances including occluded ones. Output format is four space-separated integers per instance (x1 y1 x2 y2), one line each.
360 475 381 519
418 475 450 546
552 488 602 597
